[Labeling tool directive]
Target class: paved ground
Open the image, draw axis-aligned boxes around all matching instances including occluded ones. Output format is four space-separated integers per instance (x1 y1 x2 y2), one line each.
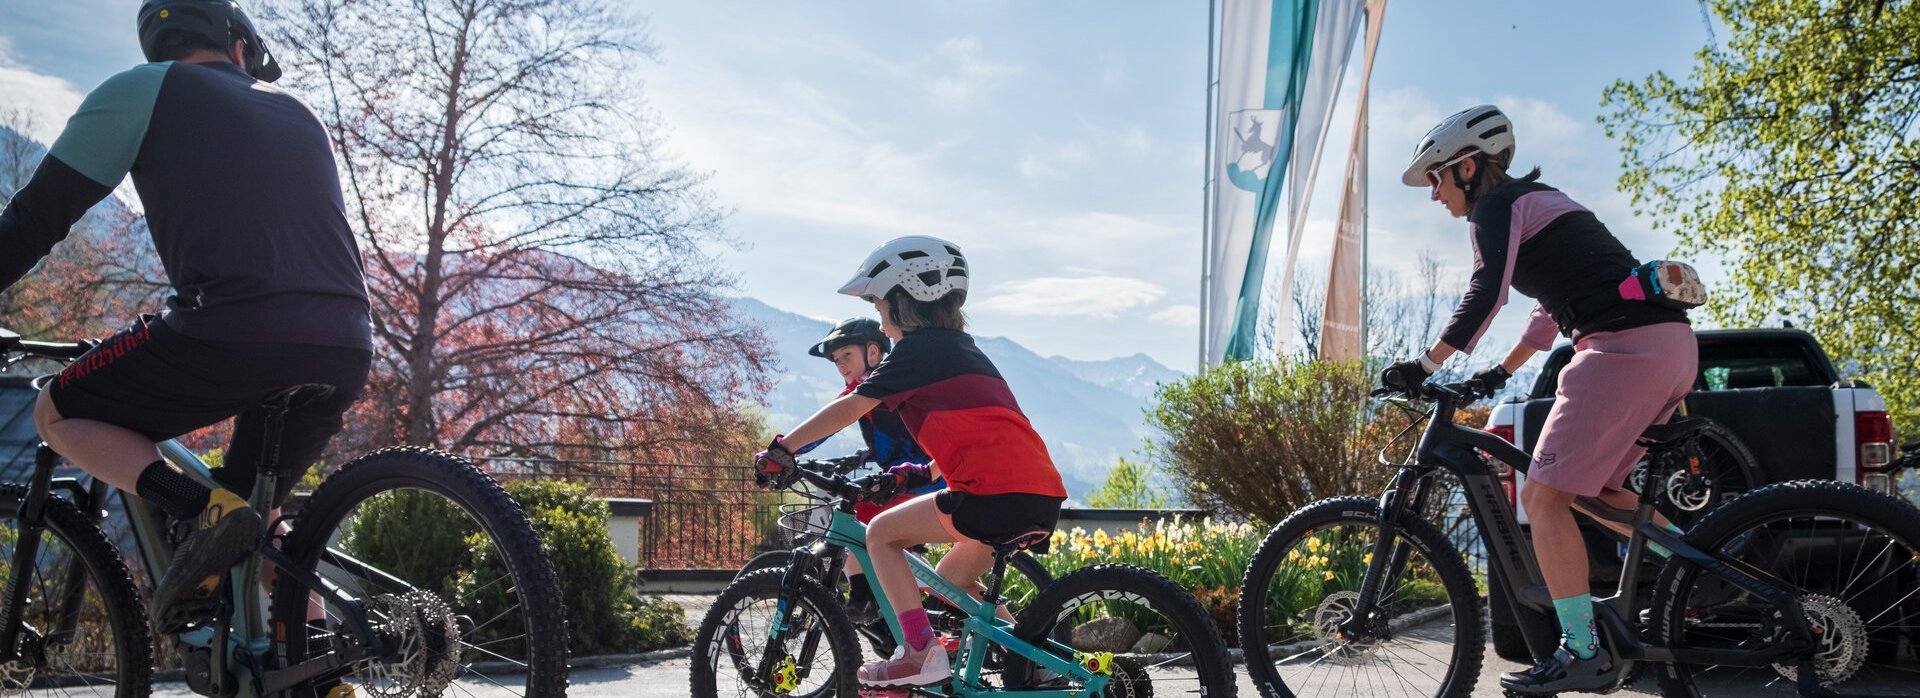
149 596 1919 697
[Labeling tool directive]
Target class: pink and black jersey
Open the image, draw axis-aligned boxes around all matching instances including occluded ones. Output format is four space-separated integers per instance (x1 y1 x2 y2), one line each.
1441 181 1687 354
853 328 1066 498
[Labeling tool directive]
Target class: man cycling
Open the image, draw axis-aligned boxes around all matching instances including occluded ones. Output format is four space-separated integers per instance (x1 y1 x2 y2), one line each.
0 0 371 634
801 317 936 620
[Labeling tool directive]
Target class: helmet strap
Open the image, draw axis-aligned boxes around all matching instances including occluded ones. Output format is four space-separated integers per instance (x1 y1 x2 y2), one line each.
1451 161 1477 204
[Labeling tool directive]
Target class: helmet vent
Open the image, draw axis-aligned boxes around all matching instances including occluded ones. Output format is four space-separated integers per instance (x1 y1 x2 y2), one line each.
1478 125 1510 140
944 246 962 256
867 260 891 277
946 268 967 278
916 270 944 287
1465 109 1501 127
897 250 930 260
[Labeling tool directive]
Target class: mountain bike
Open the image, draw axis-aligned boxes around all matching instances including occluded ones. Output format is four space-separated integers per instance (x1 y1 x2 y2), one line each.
0 330 570 697
1236 379 1920 698
691 458 1235 697
736 456 1056 660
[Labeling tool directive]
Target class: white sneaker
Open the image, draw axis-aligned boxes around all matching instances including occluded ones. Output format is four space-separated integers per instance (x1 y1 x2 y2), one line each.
857 641 950 687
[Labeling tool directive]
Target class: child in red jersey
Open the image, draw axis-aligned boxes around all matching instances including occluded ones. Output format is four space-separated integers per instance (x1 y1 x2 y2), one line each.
755 236 1067 688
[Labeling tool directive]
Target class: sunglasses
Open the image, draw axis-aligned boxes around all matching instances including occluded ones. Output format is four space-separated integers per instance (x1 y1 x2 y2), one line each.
1425 152 1478 187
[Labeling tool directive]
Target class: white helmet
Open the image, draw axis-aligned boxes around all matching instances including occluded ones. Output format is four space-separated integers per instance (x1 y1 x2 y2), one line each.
1400 104 1514 187
837 235 969 302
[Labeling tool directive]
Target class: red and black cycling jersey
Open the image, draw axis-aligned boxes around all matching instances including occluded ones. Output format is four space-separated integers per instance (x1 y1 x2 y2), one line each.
1440 180 1686 353
853 328 1066 498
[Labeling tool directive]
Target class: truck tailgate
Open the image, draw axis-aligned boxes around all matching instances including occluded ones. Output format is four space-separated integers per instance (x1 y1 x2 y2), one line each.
1519 386 1835 483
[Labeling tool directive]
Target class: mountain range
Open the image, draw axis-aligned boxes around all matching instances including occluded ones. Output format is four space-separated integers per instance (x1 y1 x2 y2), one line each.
733 297 1183 501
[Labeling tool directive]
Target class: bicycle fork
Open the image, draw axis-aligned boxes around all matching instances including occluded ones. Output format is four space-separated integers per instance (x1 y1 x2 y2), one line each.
1341 467 1428 642
0 445 101 665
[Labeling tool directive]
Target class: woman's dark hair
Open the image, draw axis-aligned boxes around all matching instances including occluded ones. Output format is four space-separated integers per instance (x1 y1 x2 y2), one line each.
1453 149 1541 206
886 289 967 332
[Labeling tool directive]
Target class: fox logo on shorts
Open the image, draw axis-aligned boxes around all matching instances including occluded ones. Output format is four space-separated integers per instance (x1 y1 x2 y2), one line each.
1537 453 1557 467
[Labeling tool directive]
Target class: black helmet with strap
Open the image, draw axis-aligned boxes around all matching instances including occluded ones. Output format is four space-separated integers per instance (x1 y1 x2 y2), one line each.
809 318 890 358
137 0 282 83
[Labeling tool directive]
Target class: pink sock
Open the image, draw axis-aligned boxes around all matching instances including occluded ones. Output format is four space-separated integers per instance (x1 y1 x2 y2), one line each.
897 608 933 651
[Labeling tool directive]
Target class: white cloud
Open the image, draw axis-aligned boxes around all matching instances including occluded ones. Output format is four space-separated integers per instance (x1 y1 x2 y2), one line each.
974 276 1166 318
926 36 1022 109
0 51 85 144
1150 304 1199 326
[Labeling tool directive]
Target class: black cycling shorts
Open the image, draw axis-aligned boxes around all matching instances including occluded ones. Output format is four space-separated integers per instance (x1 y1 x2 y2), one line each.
47 315 371 505
935 490 1065 554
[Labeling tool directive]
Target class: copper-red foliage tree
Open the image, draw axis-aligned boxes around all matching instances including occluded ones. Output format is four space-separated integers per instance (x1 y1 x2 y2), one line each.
0 114 168 340
263 0 772 463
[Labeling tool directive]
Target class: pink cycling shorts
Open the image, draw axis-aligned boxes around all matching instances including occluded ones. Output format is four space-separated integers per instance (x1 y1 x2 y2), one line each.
1526 321 1698 497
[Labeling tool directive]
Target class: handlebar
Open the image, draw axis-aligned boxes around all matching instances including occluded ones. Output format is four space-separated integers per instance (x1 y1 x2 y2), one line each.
0 330 96 363
788 458 864 500
1371 380 1485 404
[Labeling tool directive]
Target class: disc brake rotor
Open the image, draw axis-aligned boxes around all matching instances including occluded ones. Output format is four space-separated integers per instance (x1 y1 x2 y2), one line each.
1771 593 1868 686
1664 470 1714 512
1310 590 1380 665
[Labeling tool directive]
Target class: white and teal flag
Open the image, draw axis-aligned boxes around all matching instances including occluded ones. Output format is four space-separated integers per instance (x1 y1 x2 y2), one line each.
1204 0 1365 363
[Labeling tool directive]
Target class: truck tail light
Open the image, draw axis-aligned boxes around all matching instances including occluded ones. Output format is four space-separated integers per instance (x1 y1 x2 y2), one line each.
1856 411 1894 494
1487 424 1517 509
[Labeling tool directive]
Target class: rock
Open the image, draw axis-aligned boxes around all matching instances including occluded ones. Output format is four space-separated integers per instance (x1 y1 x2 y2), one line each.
1130 632 1172 654
1070 617 1142 653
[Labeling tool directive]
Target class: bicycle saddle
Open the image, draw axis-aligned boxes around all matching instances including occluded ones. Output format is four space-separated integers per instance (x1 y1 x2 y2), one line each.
983 529 1052 556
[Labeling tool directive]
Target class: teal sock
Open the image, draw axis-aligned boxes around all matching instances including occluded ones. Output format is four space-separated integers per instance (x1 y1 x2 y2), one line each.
1648 523 1684 558
1553 594 1600 659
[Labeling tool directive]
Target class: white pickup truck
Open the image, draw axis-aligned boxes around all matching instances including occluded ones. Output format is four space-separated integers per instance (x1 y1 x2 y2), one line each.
1480 327 1904 660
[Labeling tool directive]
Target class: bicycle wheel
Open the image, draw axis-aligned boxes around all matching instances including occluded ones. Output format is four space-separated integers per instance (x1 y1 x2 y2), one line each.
1237 496 1483 698
271 447 568 697
1651 480 1920 697
690 568 859 698
0 483 152 697
1007 564 1236 697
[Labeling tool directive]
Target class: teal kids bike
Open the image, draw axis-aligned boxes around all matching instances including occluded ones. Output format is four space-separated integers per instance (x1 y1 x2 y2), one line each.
691 458 1237 697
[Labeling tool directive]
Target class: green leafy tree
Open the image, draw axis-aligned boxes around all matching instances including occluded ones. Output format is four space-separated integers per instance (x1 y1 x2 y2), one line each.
1146 359 1397 523
1085 458 1167 509
1600 0 1920 433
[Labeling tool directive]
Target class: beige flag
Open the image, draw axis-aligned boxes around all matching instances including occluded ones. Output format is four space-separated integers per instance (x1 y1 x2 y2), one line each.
1320 0 1387 362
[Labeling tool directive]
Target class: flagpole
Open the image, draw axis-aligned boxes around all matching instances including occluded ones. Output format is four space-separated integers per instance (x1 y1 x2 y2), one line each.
1359 5 1370 359
1200 0 1218 370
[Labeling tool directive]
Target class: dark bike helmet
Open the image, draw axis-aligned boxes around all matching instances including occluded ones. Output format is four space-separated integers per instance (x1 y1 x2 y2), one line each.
809 317 891 358
137 0 282 83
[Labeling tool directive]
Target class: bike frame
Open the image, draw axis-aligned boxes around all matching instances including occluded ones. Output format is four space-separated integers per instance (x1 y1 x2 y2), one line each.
771 468 1106 697
1349 387 1818 670
0 433 388 697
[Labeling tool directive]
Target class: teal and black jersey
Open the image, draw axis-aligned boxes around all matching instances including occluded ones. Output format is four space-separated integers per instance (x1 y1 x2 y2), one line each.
0 60 370 350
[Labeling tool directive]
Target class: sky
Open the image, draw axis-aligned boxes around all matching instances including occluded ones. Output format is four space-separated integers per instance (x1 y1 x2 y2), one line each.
0 0 1722 372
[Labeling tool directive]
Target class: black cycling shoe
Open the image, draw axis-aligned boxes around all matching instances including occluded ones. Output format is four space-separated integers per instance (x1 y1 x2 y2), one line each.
1500 644 1619 695
152 489 263 633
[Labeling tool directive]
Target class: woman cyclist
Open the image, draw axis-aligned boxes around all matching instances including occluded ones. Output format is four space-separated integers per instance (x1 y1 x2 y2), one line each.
1381 104 1697 694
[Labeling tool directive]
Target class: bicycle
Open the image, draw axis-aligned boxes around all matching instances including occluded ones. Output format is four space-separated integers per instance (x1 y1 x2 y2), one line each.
1235 379 1920 698
691 458 1236 697
735 456 1056 660
0 330 570 697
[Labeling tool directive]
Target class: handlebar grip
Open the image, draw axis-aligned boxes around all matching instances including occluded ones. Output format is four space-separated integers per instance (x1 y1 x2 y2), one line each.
15 340 93 360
